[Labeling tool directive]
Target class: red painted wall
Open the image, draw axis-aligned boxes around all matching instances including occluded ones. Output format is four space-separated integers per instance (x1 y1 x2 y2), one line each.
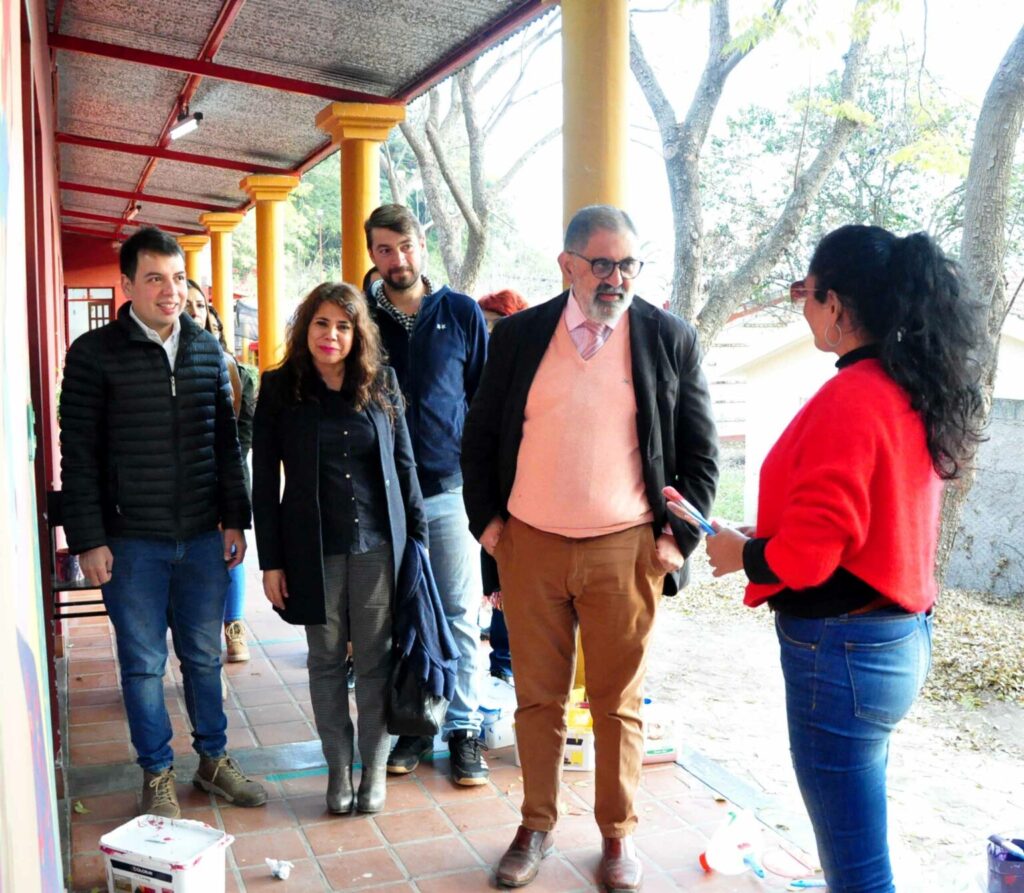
62 232 125 308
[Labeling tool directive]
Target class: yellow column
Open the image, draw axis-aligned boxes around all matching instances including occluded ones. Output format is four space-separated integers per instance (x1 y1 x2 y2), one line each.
239 175 300 370
176 234 209 285
315 102 405 284
562 0 629 693
200 212 245 356
561 0 629 228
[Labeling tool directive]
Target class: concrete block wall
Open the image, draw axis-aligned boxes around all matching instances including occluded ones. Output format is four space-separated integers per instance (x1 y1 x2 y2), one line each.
945 399 1024 598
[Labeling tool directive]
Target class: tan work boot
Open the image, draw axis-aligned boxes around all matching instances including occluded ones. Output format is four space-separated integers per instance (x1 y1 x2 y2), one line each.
142 767 181 818
193 754 267 807
224 621 250 663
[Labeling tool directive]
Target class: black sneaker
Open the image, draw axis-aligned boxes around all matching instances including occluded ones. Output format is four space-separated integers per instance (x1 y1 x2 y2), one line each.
490 667 514 686
449 730 489 786
386 735 434 775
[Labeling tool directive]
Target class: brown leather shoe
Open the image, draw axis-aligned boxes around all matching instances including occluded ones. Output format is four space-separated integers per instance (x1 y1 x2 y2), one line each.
496 826 553 888
599 836 643 892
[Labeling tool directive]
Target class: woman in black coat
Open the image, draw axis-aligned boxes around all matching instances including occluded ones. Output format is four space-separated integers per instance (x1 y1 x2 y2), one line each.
252 282 427 816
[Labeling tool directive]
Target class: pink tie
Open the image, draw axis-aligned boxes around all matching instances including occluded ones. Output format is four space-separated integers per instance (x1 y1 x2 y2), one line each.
577 320 605 360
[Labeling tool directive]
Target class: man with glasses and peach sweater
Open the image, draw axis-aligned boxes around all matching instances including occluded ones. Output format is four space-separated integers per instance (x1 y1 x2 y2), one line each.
461 205 718 892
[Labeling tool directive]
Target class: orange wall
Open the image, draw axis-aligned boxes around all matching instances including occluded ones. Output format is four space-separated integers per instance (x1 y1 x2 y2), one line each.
62 231 125 308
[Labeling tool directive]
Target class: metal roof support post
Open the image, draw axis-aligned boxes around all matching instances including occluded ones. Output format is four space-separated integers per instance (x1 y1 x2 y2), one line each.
239 175 301 371
315 102 406 286
200 212 246 354
176 234 210 285
561 0 631 691
561 0 630 226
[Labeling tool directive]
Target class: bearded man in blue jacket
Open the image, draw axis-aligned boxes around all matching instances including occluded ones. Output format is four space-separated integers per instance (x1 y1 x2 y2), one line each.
364 204 490 786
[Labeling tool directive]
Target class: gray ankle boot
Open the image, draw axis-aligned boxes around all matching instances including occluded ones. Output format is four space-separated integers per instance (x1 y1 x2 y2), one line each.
326 764 354 814
356 765 387 813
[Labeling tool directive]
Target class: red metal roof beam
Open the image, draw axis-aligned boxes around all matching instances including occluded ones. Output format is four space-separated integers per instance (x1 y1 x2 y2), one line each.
61 208 206 235
59 181 237 213
61 224 124 241
48 33 394 104
393 0 550 103
56 132 289 174
127 0 249 236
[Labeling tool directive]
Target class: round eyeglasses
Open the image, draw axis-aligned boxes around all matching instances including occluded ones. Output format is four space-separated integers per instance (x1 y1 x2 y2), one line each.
568 251 644 280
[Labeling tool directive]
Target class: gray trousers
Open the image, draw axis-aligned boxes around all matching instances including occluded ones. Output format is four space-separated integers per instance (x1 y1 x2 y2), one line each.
305 547 393 773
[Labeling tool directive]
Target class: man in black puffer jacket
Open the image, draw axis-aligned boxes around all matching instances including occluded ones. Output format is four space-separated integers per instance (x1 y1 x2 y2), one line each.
60 227 267 818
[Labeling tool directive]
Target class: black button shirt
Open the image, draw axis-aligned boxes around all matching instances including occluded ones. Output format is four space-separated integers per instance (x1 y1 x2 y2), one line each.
318 388 390 556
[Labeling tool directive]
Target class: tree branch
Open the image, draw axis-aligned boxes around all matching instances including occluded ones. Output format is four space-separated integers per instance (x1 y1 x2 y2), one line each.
629 24 678 139
398 120 462 283
458 66 488 239
382 141 404 206
495 126 561 193
696 2 873 342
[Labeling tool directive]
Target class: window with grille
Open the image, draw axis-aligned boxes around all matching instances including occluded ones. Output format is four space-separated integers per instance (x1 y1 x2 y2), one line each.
66 287 114 345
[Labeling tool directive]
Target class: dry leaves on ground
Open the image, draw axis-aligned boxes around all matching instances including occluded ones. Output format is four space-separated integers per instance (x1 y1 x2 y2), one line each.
668 550 1024 705
927 587 1024 705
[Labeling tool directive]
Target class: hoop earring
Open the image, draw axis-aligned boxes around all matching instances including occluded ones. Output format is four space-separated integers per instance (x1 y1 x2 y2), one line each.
824 321 843 348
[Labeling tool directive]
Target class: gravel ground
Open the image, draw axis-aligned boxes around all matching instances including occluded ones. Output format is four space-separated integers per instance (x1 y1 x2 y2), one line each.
644 549 1024 892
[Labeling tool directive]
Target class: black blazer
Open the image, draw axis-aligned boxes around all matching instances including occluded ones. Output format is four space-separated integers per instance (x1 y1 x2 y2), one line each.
252 365 428 625
461 292 718 594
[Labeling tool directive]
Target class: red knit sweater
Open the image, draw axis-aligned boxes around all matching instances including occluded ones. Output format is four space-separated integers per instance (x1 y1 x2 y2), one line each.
745 358 942 613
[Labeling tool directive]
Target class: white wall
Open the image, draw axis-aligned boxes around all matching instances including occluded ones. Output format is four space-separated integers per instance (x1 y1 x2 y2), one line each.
993 338 1024 401
737 340 835 520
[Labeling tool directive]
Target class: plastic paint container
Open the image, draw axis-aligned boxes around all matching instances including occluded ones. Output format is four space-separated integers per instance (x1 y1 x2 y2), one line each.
988 836 1024 892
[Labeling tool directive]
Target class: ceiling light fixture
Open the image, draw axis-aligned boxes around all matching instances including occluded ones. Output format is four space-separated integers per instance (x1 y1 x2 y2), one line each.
126 203 142 221
169 108 203 141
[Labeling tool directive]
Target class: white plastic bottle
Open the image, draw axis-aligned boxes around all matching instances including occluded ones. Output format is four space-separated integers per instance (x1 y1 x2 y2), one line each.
698 809 765 877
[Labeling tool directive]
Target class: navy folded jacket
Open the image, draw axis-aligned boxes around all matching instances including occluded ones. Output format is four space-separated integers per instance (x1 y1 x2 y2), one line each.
393 539 459 702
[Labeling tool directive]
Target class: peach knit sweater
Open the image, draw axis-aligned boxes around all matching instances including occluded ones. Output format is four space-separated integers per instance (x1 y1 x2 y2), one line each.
507 314 653 537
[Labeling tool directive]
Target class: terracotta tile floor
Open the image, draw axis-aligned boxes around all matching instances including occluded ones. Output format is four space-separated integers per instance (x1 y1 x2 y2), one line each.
60 574 818 892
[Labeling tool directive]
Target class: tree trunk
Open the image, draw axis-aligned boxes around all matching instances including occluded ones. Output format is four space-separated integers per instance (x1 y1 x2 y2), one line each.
935 26 1024 583
628 0 884 334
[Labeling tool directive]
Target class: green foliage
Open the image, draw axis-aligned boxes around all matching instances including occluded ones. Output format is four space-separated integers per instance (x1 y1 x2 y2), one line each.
700 45 984 300
713 459 746 523
721 5 784 58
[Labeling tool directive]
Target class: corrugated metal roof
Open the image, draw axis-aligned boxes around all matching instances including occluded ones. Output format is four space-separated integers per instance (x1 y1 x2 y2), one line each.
49 0 548 241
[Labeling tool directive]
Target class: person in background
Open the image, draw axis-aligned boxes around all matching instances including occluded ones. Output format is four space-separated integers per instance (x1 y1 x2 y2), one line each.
461 206 718 891
362 265 382 298
252 282 427 815
365 204 491 786
682 225 985 893
61 228 266 818
186 281 250 663
476 288 530 685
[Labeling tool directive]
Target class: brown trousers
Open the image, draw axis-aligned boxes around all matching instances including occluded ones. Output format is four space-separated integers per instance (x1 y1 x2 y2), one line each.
495 516 663 837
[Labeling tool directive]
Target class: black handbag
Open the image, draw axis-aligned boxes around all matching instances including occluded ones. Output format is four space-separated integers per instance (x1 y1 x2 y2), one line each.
386 653 449 737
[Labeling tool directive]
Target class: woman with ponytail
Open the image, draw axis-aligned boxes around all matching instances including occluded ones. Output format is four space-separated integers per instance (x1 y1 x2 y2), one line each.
674 225 985 892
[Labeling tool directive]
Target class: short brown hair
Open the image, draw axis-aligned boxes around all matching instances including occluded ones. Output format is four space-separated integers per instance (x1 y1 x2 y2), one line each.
364 204 424 250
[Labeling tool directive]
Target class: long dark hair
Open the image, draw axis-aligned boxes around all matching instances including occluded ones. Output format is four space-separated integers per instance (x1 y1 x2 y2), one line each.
185 279 228 351
808 225 985 479
276 282 394 418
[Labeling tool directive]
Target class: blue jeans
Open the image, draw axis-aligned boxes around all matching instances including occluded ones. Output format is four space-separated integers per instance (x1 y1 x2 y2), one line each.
776 608 932 893
224 563 245 623
102 531 230 772
424 489 482 736
489 608 512 677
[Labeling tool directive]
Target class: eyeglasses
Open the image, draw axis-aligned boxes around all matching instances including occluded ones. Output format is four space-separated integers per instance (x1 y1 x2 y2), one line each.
568 251 644 280
790 278 824 304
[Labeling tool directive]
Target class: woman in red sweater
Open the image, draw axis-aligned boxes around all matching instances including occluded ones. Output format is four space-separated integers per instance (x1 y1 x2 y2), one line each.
676 225 984 892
